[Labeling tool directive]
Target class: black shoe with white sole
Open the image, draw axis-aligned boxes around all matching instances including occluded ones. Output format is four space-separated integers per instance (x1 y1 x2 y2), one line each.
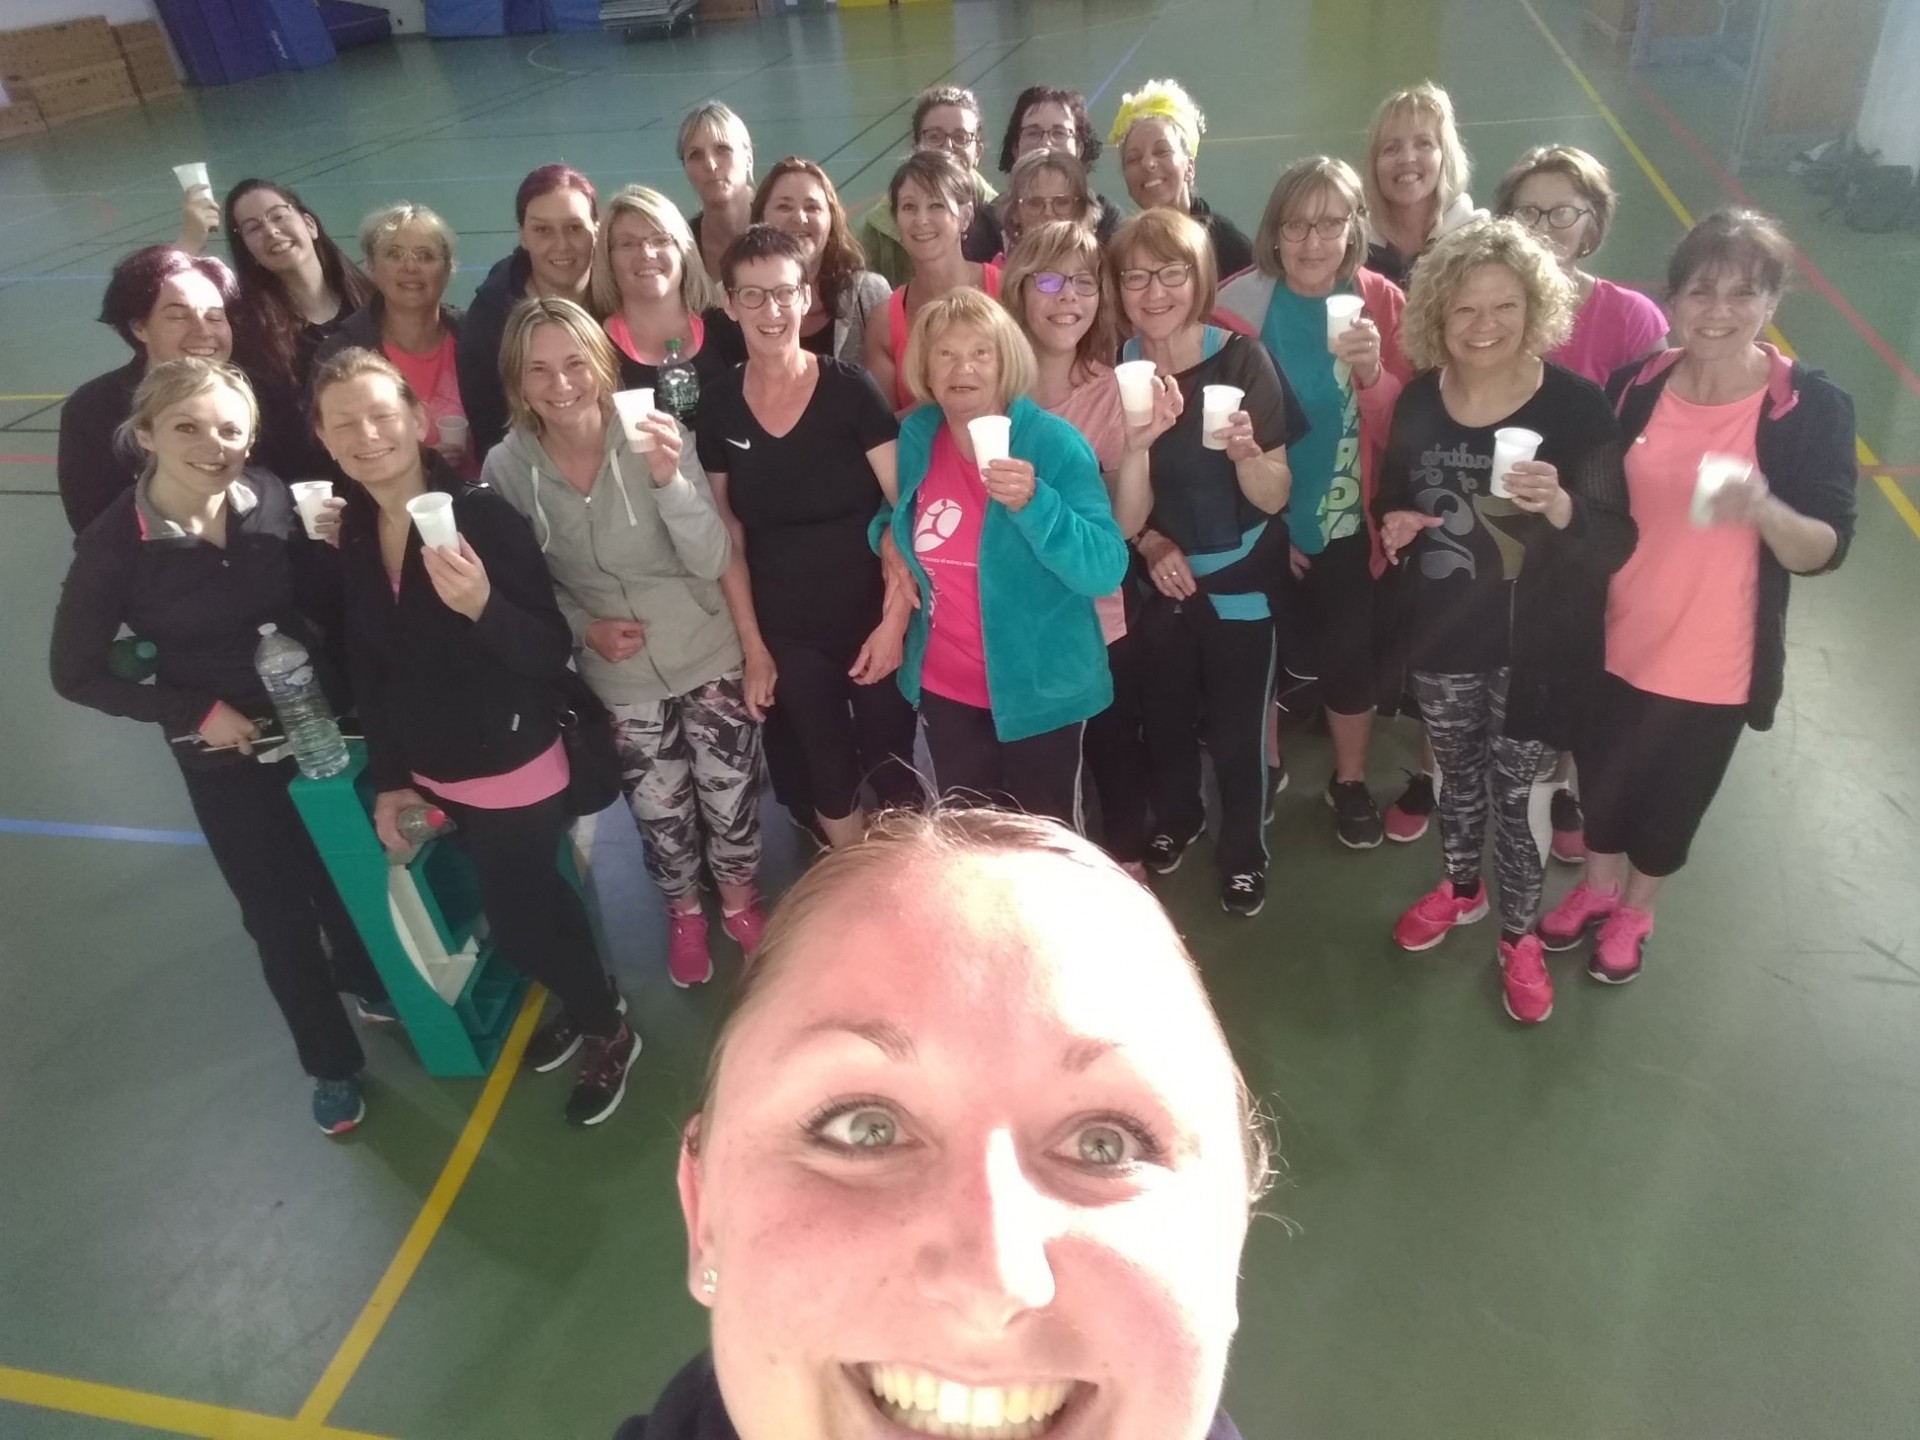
526 978 628 1075
565 1021 642 1126
1221 871 1267 917
1145 824 1205 875
1327 780 1385 849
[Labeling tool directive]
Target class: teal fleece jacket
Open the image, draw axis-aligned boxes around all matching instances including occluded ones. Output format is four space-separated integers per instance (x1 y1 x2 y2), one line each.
874 396 1127 742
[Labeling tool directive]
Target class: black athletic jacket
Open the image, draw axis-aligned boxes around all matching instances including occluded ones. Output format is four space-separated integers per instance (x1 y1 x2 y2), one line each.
455 250 532 457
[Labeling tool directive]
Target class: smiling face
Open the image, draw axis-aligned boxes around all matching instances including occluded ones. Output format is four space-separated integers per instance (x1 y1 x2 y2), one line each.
926 322 1003 426
1670 262 1778 361
1276 184 1355 296
1021 261 1100 360
727 254 810 362
133 271 232 364
1116 247 1199 346
1507 170 1596 269
520 320 607 432
1443 262 1531 373
520 187 598 298
1120 117 1192 214
231 190 318 276
609 209 684 307
895 177 967 267
315 371 426 493
684 845 1251 1440
684 122 752 208
138 383 253 495
1016 100 1079 161
1374 115 1441 215
369 220 451 315
762 172 831 274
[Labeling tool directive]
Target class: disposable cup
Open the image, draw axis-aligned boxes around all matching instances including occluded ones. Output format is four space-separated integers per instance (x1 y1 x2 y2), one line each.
1202 384 1245 451
436 414 469 451
1114 359 1157 423
1325 294 1366 349
290 480 334 540
1692 453 1752 526
611 388 656 452
1489 426 1543 499
406 492 459 552
173 161 210 193
968 414 1012 468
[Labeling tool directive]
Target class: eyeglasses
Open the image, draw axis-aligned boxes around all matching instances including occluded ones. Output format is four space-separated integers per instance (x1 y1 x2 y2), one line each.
1118 262 1193 292
729 283 806 310
1030 271 1100 297
1016 194 1087 218
1279 216 1351 242
1019 124 1077 149
237 204 299 239
377 246 443 268
1510 203 1593 231
612 235 675 256
918 128 979 153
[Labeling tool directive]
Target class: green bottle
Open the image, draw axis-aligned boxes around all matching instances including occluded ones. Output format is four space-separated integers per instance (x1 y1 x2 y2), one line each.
107 636 159 682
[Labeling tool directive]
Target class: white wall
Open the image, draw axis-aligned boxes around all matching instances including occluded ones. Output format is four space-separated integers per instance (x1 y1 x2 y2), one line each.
1857 0 1920 170
2 0 159 22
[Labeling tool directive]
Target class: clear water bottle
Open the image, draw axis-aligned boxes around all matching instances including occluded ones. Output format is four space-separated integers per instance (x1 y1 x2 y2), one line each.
396 804 454 843
253 623 350 779
658 338 699 425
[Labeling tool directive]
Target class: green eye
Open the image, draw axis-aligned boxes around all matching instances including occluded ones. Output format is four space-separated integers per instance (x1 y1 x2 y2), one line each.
815 1104 899 1151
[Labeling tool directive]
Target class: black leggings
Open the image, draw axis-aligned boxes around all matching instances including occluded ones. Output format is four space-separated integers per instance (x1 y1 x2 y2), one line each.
920 690 1085 827
1286 531 1377 716
441 792 620 1038
1083 630 1151 864
182 759 384 1083
767 634 921 820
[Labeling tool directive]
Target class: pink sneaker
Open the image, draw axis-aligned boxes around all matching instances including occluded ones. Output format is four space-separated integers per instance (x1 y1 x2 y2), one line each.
721 902 767 960
1499 933 1554 1023
667 906 714 988
1393 880 1489 952
1383 771 1435 843
1548 788 1587 864
1539 880 1620 952
1590 904 1653 984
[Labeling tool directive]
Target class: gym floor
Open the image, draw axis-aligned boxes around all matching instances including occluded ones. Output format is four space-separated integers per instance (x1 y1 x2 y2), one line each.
3 1 1918 1436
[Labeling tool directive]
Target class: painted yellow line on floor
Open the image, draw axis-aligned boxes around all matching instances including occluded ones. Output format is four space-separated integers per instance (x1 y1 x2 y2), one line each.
0 393 65 400
293 986 546 1430
1515 0 1919 546
0 1364 393 1440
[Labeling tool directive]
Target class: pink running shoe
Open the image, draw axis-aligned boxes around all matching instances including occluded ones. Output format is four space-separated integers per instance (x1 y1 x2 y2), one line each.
1393 880 1489 952
1499 933 1554 1023
1590 904 1653 984
667 906 714 988
1383 771 1435 843
1539 881 1620 952
721 902 768 961
1548 788 1587 864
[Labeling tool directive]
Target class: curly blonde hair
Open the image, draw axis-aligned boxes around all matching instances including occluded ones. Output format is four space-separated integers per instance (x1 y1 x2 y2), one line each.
1400 216 1575 373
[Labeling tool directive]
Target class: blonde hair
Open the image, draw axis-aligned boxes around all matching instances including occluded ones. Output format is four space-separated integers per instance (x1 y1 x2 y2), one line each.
1254 156 1369 284
1108 76 1204 157
999 220 1117 373
1493 144 1619 259
1364 81 1471 230
902 286 1038 411
357 201 456 269
1400 216 1576 372
497 296 620 436
1109 207 1219 328
590 185 719 317
117 357 258 465
687 806 1277 1208
310 345 420 417
677 100 754 180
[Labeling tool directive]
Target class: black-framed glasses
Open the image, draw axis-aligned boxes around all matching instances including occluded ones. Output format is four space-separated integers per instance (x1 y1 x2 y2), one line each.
1019 124 1077 149
1511 203 1593 231
1017 193 1087 218
1279 216 1351 242
1030 271 1100 297
729 282 806 310
918 128 979 153
1118 262 1192 292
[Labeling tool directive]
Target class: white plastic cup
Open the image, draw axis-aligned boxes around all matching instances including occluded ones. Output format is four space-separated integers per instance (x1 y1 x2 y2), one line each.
968 414 1012 468
1114 359 1157 423
1202 384 1245 451
173 161 210 193
611 388 656 452
406 492 459 552
1489 426 1543 499
289 480 334 540
436 414 469 451
1693 453 1752 526
1325 294 1366 349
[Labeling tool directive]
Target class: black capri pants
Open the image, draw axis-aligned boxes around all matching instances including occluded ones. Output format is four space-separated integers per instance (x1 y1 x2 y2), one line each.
1286 530 1377 716
1575 671 1747 878
767 633 921 821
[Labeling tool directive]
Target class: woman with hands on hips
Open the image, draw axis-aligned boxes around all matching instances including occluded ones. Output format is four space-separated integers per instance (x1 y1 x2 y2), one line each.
479 297 768 992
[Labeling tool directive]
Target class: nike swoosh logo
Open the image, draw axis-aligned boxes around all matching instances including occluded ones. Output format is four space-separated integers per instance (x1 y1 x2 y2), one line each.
726 437 752 449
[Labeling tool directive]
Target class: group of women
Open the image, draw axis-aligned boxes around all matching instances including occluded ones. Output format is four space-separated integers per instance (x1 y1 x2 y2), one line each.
49 69 1858 1141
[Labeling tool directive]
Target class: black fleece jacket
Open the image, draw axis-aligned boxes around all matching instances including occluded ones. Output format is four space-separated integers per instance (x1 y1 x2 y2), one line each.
57 357 144 534
456 250 531 457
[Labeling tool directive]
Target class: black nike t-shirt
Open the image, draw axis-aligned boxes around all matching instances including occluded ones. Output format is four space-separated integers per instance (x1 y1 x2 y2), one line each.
695 357 900 649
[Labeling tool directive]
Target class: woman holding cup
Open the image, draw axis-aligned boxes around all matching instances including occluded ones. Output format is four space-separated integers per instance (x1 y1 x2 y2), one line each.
874 288 1127 823
1373 217 1635 1024
172 161 223 255
1539 211 1855 984
1113 209 1303 918
1362 82 1478 288
749 156 891 369
1220 156 1413 849
481 298 769 991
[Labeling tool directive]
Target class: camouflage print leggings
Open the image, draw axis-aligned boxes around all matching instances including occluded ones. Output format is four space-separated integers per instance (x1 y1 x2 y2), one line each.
608 673 763 900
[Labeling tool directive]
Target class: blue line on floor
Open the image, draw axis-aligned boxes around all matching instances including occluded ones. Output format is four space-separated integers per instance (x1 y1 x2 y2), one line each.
0 817 205 846
1088 21 1156 105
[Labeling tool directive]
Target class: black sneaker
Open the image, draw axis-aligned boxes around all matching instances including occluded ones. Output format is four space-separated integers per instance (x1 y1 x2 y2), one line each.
1145 823 1205 875
1384 771 1436 843
526 979 628 1075
1326 780 1385 849
1549 787 1587 864
1221 871 1267 917
565 1020 642 1126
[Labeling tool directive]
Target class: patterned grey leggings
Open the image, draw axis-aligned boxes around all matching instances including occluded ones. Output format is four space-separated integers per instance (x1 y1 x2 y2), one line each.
1412 669 1553 934
608 673 763 901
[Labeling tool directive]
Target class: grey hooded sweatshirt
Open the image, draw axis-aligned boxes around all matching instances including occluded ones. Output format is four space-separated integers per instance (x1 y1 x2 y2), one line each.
482 422 739 706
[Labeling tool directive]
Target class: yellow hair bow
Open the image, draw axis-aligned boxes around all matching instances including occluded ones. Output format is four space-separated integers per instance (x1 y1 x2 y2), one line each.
1108 85 1202 155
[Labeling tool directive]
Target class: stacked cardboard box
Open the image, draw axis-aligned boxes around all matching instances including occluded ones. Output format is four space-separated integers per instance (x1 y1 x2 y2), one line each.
0 99 49 141
112 21 182 100
0 17 138 128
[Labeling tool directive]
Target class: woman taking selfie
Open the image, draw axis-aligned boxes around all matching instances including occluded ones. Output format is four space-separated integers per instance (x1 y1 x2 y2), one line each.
749 156 891 368
1108 78 1253 279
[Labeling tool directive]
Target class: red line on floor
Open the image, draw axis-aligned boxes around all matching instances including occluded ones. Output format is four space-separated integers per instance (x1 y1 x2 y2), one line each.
0 455 54 463
1630 77 1920 409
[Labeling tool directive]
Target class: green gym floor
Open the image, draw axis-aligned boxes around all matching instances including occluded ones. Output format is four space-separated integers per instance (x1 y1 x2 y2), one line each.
3 1 1918 1436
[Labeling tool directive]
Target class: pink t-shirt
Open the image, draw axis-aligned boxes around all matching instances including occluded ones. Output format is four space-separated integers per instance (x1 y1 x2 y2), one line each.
1551 278 1668 386
1606 385 1765 704
1049 367 1128 645
386 334 476 478
913 426 991 708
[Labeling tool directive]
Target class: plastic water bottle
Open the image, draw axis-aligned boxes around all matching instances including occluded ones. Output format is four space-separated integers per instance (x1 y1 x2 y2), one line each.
252 623 349 779
658 338 700 425
108 636 159 681
396 804 454 843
